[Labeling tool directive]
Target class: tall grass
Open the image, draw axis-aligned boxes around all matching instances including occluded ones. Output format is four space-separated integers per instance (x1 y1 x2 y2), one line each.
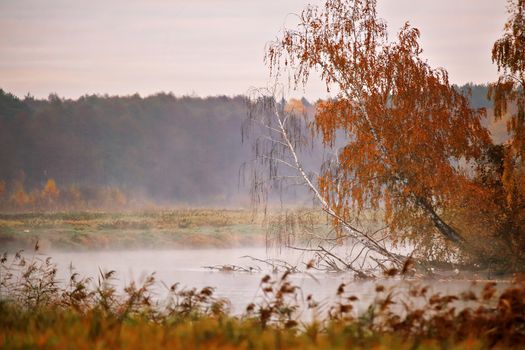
1 247 525 349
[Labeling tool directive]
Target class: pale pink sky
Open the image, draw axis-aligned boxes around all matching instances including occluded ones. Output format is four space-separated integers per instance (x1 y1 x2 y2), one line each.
0 0 508 100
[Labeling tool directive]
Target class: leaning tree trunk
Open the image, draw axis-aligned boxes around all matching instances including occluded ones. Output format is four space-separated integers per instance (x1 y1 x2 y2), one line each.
416 197 465 245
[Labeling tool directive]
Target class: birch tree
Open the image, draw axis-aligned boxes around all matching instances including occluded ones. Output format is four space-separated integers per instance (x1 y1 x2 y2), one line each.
246 0 491 268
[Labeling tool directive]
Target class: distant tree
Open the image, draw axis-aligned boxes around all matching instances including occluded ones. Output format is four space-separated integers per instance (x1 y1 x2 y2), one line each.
10 180 32 208
0 89 28 116
42 179 60 205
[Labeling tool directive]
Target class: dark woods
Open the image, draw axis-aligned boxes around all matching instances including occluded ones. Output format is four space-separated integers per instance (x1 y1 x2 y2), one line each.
0 92 250 209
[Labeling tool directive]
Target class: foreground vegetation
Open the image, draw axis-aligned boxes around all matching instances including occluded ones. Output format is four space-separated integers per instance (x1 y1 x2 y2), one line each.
1 249 524 349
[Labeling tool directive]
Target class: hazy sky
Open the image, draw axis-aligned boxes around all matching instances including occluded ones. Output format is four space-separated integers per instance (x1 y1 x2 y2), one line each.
0 0 508 100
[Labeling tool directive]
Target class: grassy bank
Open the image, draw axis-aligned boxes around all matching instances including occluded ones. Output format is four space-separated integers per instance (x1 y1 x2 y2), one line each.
0 209 269 251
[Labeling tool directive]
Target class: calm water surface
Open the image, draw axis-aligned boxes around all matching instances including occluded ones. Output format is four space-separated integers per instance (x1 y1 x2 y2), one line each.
45 247 508 315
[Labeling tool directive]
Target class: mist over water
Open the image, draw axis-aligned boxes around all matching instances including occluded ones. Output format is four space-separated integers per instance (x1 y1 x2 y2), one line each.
47 247 496 316
51 247 344 313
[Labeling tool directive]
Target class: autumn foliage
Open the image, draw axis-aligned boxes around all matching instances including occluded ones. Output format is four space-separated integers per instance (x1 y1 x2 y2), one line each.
490 0 525 156
41 179 59 204
0 176 129 212
483 0 525 269
257 0 525 270
267 0 491 254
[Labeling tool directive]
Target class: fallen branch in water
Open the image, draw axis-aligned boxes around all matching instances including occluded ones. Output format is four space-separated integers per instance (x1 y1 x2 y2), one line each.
241 255 301 273
202 264 261 273
285 245 374 279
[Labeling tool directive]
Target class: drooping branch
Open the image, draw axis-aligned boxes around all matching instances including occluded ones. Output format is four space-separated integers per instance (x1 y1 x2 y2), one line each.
244 90 405 268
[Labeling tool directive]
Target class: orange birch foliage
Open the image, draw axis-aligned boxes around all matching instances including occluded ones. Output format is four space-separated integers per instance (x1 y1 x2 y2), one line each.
267 0 491 246
489 0 525 207
490 0 525 157
284 98 307 116
487 0 525 266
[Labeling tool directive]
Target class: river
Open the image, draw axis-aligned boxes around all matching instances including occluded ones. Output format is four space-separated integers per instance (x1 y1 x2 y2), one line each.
44 247 506 316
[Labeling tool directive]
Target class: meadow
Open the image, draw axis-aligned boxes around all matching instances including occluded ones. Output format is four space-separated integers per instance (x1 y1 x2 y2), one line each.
0 209 271 251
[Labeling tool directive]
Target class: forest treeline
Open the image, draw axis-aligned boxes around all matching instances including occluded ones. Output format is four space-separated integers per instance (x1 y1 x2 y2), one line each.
0 84 505 210
0 91 254 209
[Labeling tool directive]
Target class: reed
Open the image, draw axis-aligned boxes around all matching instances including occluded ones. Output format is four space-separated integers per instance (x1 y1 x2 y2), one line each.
1 247 524 349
